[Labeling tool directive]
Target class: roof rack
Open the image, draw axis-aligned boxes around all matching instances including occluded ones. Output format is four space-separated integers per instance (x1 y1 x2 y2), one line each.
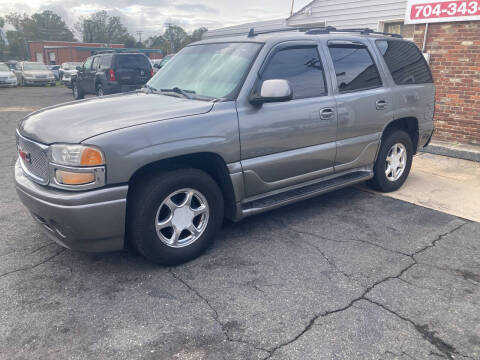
305 26 402 38
247 27 301 38
246 25 402 38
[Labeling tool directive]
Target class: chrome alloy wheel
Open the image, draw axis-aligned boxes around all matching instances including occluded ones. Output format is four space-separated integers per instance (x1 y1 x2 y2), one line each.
155 188 209 248
385 143 407 182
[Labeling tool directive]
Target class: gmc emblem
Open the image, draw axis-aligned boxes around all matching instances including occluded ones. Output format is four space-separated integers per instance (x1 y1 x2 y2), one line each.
19 149 31 164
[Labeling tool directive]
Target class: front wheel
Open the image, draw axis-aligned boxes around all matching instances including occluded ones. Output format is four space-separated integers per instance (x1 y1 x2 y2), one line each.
128 168 224 265
96 83 104 96
367 129 413 192
72 81 84 100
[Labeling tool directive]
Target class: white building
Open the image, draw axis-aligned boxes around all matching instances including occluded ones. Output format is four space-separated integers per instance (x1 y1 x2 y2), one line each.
204 0 414 39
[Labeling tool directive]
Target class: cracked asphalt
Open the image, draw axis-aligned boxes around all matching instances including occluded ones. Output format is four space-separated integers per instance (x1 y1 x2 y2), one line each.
1 87 480 360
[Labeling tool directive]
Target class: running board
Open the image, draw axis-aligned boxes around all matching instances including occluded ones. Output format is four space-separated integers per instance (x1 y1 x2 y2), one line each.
239 171 372 218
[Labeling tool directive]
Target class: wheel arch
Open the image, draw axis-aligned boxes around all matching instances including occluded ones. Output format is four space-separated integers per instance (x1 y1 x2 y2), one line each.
382 117 419 153
128 152 238 220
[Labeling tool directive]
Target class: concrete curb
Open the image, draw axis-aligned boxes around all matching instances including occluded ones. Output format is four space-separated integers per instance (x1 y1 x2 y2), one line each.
421 144 480 162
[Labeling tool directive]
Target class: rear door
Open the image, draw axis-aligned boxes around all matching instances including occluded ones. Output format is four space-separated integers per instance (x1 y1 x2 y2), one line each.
114 54 152 86
237 41 337 197
323 39 393 173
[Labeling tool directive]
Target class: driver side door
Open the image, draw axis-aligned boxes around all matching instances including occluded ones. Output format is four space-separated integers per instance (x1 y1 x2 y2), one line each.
237 41 337 197
78 57 93 93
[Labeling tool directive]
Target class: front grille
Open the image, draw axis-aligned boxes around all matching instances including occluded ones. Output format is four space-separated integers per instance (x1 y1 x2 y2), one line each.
16 132 49 184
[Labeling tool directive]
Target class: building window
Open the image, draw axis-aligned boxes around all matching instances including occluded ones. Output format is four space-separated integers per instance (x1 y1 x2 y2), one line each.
382 21 414 39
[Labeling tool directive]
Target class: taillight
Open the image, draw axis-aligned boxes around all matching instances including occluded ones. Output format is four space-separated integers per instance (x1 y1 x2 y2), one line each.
108 69 116 81
150 68 154 77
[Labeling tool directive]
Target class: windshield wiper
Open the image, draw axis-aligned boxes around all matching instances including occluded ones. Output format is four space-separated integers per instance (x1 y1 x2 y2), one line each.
160 87 195 99
143 84 160 94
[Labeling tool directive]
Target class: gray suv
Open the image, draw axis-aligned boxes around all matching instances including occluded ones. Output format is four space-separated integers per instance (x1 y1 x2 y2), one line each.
14 28 435 265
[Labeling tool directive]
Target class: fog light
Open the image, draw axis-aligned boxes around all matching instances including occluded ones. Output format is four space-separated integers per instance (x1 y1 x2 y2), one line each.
55 170 95 185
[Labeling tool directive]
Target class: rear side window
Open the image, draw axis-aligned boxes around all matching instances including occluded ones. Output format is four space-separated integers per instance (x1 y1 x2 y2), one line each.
261 46 327 100
115 54 151 69
328 44 382 93
100 55 112 69
376 40 433 85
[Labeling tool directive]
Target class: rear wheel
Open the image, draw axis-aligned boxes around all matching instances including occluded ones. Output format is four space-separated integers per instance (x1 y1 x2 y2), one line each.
128 168 224 265
367 129 413 192
73 81 84 100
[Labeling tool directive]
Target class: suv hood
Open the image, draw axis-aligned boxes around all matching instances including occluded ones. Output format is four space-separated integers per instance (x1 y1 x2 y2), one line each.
19 92 214 144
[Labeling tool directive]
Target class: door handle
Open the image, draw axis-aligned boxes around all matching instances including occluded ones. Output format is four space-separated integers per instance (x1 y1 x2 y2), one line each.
376 100 388 110
320 107 335 120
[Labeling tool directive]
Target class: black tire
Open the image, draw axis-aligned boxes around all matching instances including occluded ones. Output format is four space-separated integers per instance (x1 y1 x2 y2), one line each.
96 83 104 96
51 82 56 87
72 81 84 100
128 168 224 265
367 129 413 192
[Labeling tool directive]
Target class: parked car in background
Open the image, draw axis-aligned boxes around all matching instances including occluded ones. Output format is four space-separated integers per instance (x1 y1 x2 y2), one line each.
60 62 82 88
48 65 61 80
152 54 174 72
0 62 18 87
15 29 435 265
72 52 153 99
14 62 56 86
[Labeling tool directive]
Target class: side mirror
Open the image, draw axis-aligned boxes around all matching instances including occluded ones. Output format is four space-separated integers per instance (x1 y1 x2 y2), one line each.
154 64 160 69
76 66 83 71
250 79 293 105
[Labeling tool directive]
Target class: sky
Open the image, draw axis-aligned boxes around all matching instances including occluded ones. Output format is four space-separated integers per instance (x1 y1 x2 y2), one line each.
0 0 313 39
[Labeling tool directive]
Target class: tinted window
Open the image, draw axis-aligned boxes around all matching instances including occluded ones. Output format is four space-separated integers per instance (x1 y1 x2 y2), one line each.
376 40 433 85
328 44 382 93
115 54 151 69
100 55 112 69
261 46 326 99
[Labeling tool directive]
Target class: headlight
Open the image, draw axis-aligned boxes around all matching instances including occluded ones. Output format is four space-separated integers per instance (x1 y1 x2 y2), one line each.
49 144 105 167
48 144 106 189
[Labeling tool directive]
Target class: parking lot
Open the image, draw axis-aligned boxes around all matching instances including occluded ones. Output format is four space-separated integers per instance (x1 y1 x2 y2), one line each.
1 86 479 359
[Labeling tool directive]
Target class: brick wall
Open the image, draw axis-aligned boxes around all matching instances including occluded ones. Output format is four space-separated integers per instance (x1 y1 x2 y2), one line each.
413 22 480 145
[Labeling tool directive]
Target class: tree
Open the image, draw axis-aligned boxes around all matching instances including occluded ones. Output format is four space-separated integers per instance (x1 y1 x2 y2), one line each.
6 11 75 41
190 27 208 42
0 17 7 60
76 11 133 45
6 30 29 60
162 24 187 53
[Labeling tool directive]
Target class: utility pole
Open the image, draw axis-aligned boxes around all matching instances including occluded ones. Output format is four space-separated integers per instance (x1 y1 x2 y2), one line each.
136 31 144 43
290 0 295 15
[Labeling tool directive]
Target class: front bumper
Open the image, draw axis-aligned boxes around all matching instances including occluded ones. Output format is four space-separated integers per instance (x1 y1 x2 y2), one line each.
61 78 72 88
23 78 55 85
0 80 17 87
14 160 127 252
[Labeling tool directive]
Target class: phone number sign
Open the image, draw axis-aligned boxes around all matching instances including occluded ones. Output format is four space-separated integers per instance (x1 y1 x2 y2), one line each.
405 0 480 23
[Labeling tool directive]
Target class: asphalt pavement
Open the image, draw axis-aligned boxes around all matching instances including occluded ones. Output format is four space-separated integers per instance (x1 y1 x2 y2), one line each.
1 86 479 360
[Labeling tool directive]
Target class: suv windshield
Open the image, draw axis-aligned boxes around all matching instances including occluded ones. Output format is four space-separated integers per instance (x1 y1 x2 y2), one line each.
24 63 48 71
148 42 262 100
0 63 10 71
